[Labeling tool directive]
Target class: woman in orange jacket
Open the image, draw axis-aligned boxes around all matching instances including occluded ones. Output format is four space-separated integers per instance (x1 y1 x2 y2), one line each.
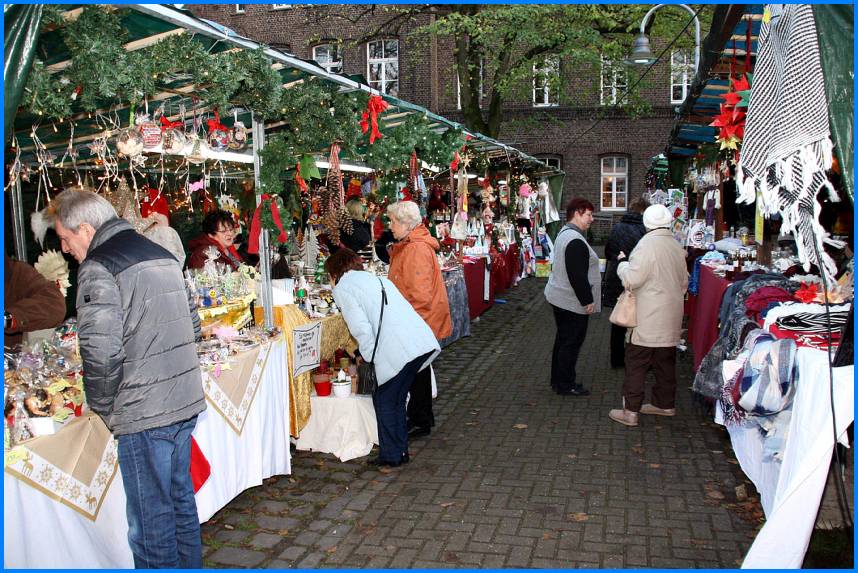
386 201 452 438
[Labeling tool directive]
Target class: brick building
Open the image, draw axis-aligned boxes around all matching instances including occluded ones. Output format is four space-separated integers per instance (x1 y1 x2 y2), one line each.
190 4 688 237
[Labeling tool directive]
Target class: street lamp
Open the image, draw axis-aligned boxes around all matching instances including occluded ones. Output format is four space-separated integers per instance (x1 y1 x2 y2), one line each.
625 3 701 74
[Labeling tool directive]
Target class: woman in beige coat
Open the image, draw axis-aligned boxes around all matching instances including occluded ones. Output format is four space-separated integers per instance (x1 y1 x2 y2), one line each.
609 204 688 427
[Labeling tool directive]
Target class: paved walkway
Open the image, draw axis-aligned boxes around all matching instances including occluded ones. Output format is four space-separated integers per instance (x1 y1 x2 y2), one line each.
201 277 761 568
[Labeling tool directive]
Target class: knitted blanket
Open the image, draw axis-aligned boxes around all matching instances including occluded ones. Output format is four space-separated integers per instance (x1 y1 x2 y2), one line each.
736 4 840 281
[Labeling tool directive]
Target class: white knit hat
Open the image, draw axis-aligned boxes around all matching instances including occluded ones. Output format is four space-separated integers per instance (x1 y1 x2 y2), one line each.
642 204 673 230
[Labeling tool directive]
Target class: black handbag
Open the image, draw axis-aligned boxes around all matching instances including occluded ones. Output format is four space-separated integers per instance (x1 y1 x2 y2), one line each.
357 278 387 395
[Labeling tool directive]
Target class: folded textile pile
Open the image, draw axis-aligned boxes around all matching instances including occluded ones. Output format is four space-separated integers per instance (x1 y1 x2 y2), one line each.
721 329 798 461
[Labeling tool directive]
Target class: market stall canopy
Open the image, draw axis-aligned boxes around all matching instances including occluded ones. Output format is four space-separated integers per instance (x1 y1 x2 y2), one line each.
7 3 563 180
664 4 852 203
666 4 763 159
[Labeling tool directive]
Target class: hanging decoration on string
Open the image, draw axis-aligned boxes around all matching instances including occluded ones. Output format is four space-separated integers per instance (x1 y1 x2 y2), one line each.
321 142 350 243
360 95 389 144
206 110 230 151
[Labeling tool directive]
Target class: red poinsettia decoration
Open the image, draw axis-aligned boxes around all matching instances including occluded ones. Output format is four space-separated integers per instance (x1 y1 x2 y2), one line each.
794 282 820 304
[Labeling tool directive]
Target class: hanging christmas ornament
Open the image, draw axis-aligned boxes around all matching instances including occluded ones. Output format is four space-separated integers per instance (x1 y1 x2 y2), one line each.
136 112 162 150
229 120 248 150
206 111 230 151
185 135 208 165
161 122 187 155
116 127 144 157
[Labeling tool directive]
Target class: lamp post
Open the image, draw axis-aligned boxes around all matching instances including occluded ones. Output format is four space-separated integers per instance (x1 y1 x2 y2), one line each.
625 3 701 74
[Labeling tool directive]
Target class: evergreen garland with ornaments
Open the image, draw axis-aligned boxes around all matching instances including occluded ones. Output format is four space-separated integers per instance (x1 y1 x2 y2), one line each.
24 6 286 119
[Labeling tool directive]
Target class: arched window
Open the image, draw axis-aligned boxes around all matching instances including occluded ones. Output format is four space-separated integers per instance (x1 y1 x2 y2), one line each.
313 43 343 74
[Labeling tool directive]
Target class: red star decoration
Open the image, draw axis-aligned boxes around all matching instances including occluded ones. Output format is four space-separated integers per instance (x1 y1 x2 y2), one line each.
722 91 742 106
732 75 751 93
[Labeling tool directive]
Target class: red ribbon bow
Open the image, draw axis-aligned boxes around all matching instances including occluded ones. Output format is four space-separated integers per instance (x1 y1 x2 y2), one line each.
360 95 389 144
450 150 460 172
248 194 288 255
159 116 183 131
206 110 227 134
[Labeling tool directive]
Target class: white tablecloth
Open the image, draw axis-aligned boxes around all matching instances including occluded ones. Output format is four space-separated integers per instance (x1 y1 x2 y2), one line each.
295 394 378 461
4 338 291 568
715 347 854 569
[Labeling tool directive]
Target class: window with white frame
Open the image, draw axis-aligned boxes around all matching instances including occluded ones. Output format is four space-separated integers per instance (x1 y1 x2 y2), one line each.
601 156 628 210
670 50 694 104
313 43 343 74
270 4 291 9
367 39 399 96
532 55 559 107
235 4 245 14
456 57 485 110
600 58 627 106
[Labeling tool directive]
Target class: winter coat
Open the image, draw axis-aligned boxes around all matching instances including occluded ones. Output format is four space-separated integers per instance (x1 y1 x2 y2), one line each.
333 270 440 385
544 224 601 314
338 219 372 253
76 217 205 436
603 212 647 307
617 228 688 347
4 255 67 348
187 233 243 271
388 225 452 339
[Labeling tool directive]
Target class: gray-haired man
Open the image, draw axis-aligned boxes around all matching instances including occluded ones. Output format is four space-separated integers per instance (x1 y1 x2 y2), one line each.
51 189 205 568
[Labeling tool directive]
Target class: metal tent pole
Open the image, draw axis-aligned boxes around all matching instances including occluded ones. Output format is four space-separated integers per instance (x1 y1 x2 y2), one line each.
252 115 274 329
10 178 28 261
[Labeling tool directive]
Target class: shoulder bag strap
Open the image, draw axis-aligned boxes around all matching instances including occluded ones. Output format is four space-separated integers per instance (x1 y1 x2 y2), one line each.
369 278 387 364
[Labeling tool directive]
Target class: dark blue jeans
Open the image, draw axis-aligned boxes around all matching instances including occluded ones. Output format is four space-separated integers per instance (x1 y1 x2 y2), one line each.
373 352 433 463
117 416 202 569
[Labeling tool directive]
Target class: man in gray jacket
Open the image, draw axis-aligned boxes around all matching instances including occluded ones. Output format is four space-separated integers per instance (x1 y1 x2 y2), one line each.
51 188 205 568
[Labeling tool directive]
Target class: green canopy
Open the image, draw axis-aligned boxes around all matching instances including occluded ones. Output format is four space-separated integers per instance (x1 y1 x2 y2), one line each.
814 4 854 204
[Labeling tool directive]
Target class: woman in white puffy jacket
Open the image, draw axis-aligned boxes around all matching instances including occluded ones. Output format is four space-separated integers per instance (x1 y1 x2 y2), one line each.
325 249 440 468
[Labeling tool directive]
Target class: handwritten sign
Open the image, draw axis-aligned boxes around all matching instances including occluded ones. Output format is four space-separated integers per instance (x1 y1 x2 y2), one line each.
292 322 321 377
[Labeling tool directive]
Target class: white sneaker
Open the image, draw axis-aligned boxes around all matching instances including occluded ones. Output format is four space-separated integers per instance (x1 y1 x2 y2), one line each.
608 409 639 427
639 403 676 417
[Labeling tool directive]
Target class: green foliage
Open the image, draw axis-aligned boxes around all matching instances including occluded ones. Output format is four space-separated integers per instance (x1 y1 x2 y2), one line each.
276 79 368 157
22 60 72 120
364 114 465 173
258 194 291 245
411 4 713 136
23 6 287 119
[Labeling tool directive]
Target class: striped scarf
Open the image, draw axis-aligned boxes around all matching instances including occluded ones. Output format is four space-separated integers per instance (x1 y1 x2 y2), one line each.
736 4 840 282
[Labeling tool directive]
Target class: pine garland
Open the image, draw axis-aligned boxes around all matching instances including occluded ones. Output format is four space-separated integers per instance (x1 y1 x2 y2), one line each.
364 114 465 173
23 6 286 119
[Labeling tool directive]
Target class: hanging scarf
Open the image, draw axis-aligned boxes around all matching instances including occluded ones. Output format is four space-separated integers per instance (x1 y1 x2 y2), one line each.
736 4 839 281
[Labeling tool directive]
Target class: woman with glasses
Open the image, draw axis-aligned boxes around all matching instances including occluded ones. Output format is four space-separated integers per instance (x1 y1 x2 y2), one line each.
187 210 245 270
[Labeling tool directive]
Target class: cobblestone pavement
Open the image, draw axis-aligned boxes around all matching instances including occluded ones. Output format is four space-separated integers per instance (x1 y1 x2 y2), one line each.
201 277 762 568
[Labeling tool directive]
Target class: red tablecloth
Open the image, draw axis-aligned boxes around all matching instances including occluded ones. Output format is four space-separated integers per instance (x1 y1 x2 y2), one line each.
463 257 493 319
491 244 520 295
690 265 732 371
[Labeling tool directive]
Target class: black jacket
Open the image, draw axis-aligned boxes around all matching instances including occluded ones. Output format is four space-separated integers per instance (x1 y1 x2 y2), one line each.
603 212 646 307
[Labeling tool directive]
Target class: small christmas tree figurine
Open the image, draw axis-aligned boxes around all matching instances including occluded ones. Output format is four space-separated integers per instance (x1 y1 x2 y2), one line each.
303 226 320 274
